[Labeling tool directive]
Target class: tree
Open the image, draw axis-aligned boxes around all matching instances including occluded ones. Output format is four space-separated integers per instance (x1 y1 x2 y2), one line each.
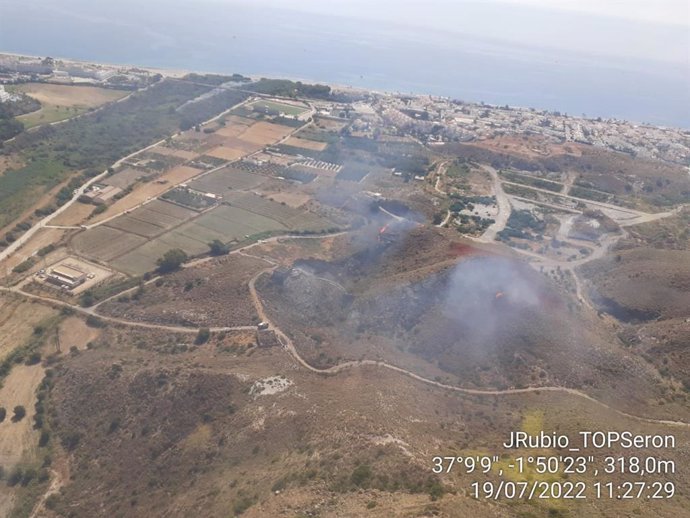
86 315 106 328
25 352 41 365
39 430 50 447
12 405 26 422
208 239 229 256
195 327 211 345
157 248 188 273
0 407 5 423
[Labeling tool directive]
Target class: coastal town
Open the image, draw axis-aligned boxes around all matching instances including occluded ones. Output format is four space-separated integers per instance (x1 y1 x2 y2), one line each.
2 53 689 166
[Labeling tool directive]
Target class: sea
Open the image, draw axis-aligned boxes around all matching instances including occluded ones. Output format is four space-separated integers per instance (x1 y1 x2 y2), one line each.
1 0 688 128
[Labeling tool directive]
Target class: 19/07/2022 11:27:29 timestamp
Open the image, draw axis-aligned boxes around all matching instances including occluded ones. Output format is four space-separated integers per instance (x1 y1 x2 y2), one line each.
432 429 678 501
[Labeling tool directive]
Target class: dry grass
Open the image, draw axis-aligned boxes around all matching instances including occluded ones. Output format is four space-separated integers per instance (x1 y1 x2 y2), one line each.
238 122 295 145
0 365 44 468
204 146 246 161
14 83 128 128
40 333 690 517
284 136 328 151
0 295 57 361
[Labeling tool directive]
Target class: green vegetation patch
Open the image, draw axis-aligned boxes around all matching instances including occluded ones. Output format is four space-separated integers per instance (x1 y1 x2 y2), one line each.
161 187 217 210
245 79 331 99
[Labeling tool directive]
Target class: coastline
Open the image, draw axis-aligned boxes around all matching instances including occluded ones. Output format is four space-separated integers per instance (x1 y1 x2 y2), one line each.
0 50 379 97
1 50 686 131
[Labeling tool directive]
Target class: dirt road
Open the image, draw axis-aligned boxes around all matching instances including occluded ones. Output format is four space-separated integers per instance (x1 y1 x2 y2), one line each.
477 165 511 243
246 268 690 430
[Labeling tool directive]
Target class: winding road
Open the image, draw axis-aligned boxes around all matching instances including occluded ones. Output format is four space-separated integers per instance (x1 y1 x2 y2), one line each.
1 224 688 430
2 88 688 435
246 268 690 429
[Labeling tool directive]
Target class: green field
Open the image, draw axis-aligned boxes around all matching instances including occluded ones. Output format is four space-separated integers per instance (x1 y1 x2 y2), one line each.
109 204 287 275
99 196 337 276
18 105 90 129
249 100 308 117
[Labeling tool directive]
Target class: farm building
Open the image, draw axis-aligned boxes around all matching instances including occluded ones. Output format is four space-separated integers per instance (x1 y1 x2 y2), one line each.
46 263 88 289
80 184 122 205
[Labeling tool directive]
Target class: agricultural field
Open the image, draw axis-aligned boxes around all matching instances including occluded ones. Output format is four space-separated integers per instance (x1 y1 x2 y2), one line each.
499 169 564 193
188 165 268 194
89 164 205 223
88 193 333 275
72 200 195 257
204 145 247 161
1 226 66 273
299 118 347 139
223 191 331 230
335 162 372 182
238 121 295 145
12 83 129 128
213 117 254 138
283 136 328 151
443 160 494 196
71 226 148 262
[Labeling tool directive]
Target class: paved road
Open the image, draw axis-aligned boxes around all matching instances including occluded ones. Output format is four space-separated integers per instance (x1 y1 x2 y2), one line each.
0 136 169 265
501 180 677 223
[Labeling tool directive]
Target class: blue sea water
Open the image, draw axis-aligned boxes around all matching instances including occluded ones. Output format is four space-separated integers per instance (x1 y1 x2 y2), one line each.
1 0 688 128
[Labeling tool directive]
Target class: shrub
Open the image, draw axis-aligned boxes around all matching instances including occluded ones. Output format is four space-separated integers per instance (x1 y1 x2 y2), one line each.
12 257 36 273
61 432 81 451
25 352 41 365
156 248 188 273
0 407 5 423
195 327 211 345
79 291 95 307
37 244 56 256
85 315 105 328
232 495 257 515
12 405 26 422
20 468 36 486
351 464 372 487
208 239 229 256
39 430 50 447
7 468 22 487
